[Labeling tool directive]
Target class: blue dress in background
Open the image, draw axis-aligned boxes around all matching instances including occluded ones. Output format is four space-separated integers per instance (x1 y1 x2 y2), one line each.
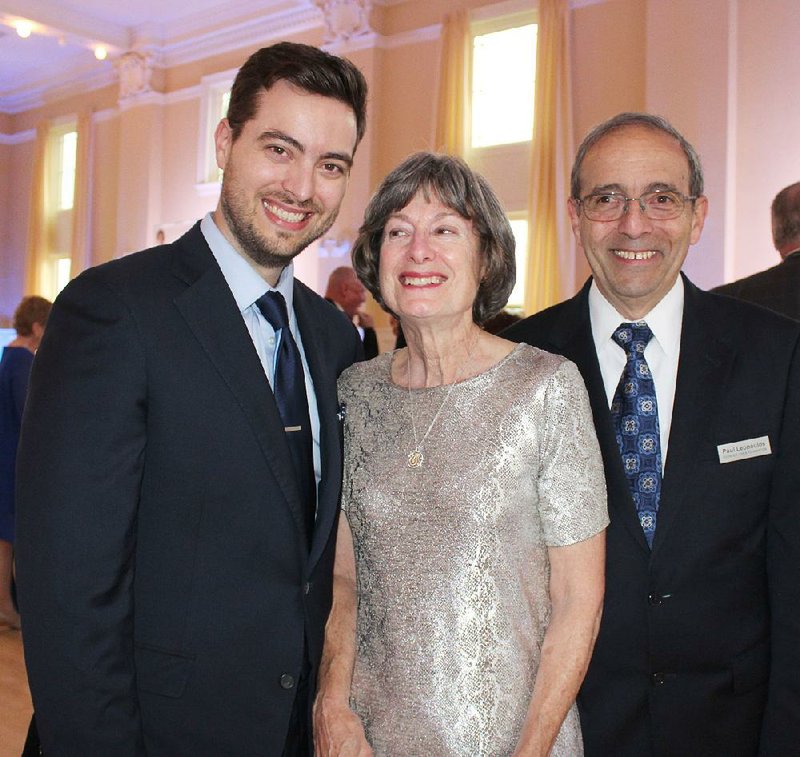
0 346 34 542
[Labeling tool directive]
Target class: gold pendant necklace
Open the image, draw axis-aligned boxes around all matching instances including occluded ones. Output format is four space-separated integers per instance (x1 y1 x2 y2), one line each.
406 336 476 468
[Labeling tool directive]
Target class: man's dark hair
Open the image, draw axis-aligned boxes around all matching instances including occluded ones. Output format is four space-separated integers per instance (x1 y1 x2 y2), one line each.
771 181 800 250
226 41 367 149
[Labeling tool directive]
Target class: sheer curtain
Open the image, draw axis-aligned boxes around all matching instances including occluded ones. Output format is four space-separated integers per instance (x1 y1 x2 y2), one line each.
435 9 470 155
24 122 49 295
524 0 574 315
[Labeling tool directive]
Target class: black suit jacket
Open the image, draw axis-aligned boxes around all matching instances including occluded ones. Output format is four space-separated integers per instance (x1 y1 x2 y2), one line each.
361 326 379 360
15 223 362 756
712 251 800 321
504 275 800 756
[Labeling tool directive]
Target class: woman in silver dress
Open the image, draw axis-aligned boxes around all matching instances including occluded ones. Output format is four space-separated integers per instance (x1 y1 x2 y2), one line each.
314 153 608 757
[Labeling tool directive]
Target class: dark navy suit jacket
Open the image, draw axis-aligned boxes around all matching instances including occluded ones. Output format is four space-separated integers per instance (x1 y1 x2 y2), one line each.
16 223 362 755
505 275 800 756
712 250 800 322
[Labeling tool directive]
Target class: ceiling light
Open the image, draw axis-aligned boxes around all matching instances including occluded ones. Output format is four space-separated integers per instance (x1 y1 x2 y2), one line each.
94 46 108 61
14 20 33 38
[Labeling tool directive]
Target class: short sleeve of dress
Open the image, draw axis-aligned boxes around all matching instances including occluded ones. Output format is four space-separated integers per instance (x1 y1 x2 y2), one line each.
537 359 609 546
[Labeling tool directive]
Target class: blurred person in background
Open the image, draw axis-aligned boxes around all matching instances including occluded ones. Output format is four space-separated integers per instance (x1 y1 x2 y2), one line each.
0 295 51 629
325 266 380 358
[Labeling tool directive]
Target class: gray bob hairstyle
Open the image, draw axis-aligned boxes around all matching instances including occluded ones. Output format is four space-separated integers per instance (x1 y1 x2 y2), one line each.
351 152 516 325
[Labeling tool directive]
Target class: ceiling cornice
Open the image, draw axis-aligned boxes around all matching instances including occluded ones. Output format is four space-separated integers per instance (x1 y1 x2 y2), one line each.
0 0 130 48
0 2 325 114
157 5 322 69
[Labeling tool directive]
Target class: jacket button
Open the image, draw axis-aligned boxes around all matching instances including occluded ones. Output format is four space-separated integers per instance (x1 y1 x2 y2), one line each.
280 674 295 690
651 672 666 685
304 582 312 595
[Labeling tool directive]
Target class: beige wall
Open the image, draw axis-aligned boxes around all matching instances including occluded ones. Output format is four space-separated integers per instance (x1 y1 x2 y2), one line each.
0 139 35 320
2 0 800 322
91 117 120 268
571 0 646 286
645 0 732 289
732 0 800 279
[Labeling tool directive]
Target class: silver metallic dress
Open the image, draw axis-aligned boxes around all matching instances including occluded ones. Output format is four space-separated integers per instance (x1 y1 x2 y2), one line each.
338 343 608 756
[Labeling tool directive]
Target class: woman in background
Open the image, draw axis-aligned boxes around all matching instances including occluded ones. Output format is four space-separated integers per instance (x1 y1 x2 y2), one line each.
314 153 608 756
0 295 51 629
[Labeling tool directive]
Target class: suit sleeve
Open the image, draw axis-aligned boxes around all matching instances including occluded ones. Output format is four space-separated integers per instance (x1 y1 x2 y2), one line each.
763 331 800 752
15 271 147 755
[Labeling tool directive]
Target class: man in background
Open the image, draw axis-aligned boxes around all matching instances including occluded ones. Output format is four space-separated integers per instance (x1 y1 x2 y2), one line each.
16 42 367 755
506 112 800 755
712 180 800 320
325 265 379 358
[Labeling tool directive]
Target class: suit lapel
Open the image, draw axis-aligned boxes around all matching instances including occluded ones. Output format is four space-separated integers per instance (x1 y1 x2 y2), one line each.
651 278 735 555
170 225 309 543
546 284 650 552
293 283 342 566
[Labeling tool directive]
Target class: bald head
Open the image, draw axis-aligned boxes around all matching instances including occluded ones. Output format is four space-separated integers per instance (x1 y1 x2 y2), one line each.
325 266 366 317
771 181 800 257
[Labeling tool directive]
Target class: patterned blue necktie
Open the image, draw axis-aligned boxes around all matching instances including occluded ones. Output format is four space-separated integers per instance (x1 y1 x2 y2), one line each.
611 322 662 548
256 291 316 543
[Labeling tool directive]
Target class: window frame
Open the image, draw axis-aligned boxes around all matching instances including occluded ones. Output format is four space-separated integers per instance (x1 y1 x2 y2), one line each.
467 8 537 153
196 69 235 195
466 3 538 310
506 212 529 313
42 118 78 300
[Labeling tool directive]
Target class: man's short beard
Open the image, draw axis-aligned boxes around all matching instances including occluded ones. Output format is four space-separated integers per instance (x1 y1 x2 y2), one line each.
220 189 337 271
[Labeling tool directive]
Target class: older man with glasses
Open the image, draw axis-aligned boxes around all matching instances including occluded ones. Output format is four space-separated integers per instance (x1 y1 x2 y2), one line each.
506 112 800 756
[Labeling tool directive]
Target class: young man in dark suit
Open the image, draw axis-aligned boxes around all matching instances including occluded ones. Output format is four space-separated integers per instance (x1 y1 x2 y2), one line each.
712 180 800 321
15 42 367 756
505 113 800 756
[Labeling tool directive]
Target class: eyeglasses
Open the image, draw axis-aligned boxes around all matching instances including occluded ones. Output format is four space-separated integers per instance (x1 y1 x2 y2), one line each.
576 190 697 221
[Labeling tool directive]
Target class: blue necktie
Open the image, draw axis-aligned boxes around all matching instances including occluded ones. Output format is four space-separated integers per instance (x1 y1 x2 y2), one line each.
256 291 316 542
611 322 662 548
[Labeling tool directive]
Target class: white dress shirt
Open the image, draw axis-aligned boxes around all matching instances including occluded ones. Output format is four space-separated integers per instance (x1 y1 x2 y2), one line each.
589 277 684 470
201 213 322 485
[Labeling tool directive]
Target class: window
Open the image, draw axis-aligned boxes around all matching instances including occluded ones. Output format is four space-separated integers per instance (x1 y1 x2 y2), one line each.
58 130 78 210
197 71 234 192
467 6 537 308
470 21 537 149
42 122 78 299
507 216 529 311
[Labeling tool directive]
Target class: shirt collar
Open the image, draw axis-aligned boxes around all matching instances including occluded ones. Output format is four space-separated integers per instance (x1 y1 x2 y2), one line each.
589 275 684 358
200 213 295 312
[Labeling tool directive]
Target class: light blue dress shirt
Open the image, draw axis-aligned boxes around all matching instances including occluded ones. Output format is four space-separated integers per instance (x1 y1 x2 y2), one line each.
200 213 322 488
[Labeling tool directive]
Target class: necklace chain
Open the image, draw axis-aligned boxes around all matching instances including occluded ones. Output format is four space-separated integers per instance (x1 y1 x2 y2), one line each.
406 336 476 468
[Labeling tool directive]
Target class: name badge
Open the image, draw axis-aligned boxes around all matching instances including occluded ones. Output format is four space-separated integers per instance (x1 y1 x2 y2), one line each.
717 436 771 464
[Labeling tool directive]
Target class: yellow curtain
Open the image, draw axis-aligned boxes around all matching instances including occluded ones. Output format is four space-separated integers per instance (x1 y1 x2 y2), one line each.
70 111 92 277
24 122 50 295
435 9 470 155
524 0 573 316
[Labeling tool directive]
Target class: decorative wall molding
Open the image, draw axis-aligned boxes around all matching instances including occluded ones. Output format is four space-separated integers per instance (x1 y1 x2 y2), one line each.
116 51 154 100
117 90 166 113
1 7 440 117
313 0 373 45
0 128 35 145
